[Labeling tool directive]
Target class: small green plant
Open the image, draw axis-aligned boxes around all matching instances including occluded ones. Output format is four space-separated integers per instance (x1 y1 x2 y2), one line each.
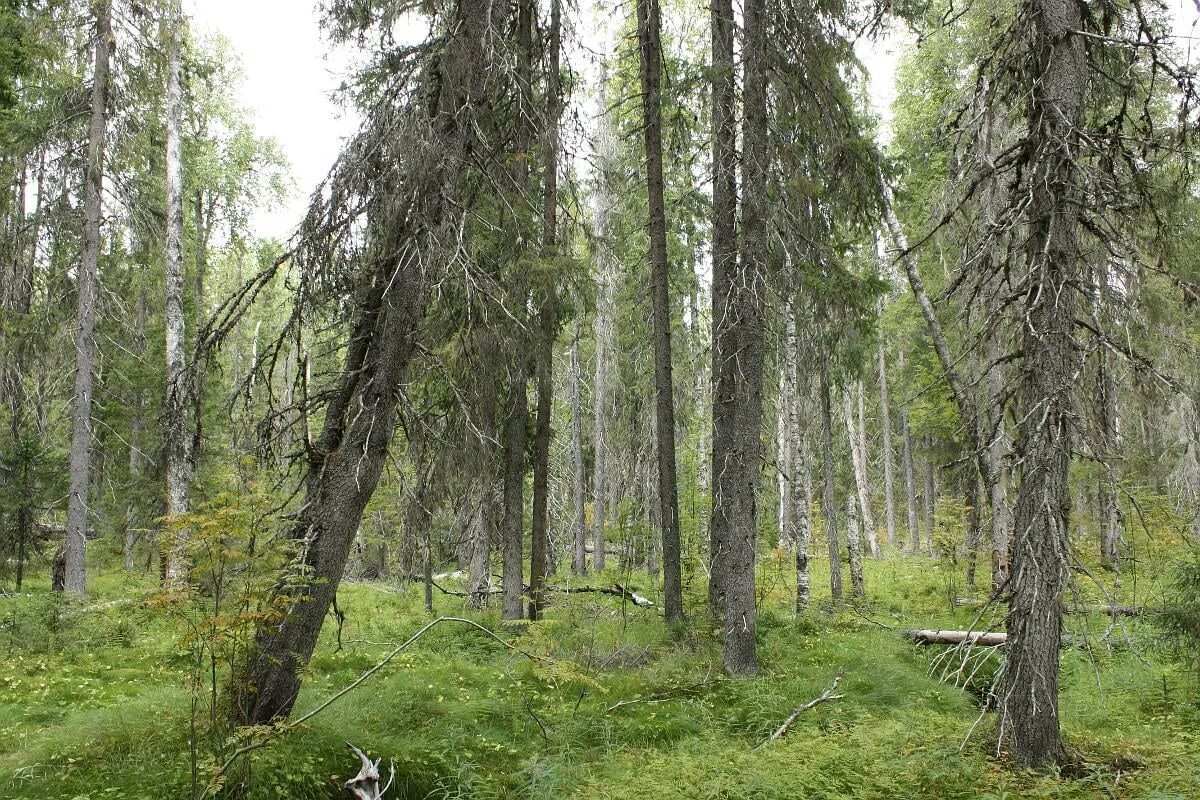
153 462 294 799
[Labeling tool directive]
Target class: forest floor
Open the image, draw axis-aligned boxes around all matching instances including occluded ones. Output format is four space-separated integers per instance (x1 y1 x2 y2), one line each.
1 540 1198 800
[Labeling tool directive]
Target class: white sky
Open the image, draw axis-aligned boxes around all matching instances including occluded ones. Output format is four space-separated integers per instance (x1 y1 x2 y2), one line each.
189 0 1199 242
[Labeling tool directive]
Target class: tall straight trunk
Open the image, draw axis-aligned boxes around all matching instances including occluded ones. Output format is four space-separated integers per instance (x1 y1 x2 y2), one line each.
570 322 587 575
124 280 148 571
468 486 494 608
923 452 936 555
707 0 736 618
636 0 683 626
779 314 798 549
529 0 563 621
965 475 984 592
844 385 879 557
240 0 498 724
63 1 112 597
820 363 842 603
794 420 813 613
711 0 768 676
986 324 1011 590
163 7 191 582
501 372 527 620
593 264 611 573
529 310 553 620
845 494 865 599
900 404 920 551
877 336 897 549
1094 264 1122 569
997 0 1085 767
10 151 44 590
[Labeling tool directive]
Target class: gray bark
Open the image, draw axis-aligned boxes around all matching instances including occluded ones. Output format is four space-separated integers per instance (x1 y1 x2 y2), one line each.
239 0 500 724
997 0 1086 766
713 0 768 675
64 1 112 597
820 363 842 602
636 0 682 626
570 322 587 575
877 335 897 549
900 400 920 552
707 0 736 618
845 494 865 599
164 7 191 583
923 452 936 555
845 385 879 558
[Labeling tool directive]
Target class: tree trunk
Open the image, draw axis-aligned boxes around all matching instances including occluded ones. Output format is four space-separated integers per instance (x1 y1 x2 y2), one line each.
779 314 798 550
923 452 936 555
468 486 494 608
845 494 865 599
845 385 879 558
711 0 768 676
238 0 499 724
997 0 1086 767
636 0 683 626
707 0 736 619
986 326 1011 591
794 423 813 613
570 322 587 576
1094 264 1122 569
820 363 842 603
63 1 112 597
163 6 191 583
877 335 897 549
124 279 148 572
965 476 983 592
901 405 920 553
501 369 527 621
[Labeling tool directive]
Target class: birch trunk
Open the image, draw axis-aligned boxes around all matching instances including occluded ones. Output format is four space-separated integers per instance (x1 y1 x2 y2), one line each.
845 385 879 557
163 8 191 583
877 336 897 549
64 1 112 597
845 494 865 599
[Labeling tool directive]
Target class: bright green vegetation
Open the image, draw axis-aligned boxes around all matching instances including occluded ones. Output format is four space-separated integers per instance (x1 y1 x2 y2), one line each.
3 537 1196 800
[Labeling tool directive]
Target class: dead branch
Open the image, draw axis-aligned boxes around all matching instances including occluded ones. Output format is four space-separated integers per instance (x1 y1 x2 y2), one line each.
756 668 846 748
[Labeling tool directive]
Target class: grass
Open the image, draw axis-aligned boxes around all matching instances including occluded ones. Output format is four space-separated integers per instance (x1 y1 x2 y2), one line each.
1 532 1198 800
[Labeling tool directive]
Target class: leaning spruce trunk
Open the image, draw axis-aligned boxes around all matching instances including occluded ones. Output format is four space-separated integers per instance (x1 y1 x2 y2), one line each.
240 0 499 724
998 0 1086 767
64 0 112 597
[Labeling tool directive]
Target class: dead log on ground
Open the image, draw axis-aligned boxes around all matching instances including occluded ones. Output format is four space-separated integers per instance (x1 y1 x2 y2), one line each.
904 629 1008 646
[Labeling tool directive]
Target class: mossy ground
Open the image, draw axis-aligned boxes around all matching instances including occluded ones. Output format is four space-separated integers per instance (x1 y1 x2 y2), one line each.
1 536 1197 800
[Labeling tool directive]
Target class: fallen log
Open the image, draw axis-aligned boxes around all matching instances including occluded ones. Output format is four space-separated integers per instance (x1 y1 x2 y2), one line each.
903 629 1007 647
